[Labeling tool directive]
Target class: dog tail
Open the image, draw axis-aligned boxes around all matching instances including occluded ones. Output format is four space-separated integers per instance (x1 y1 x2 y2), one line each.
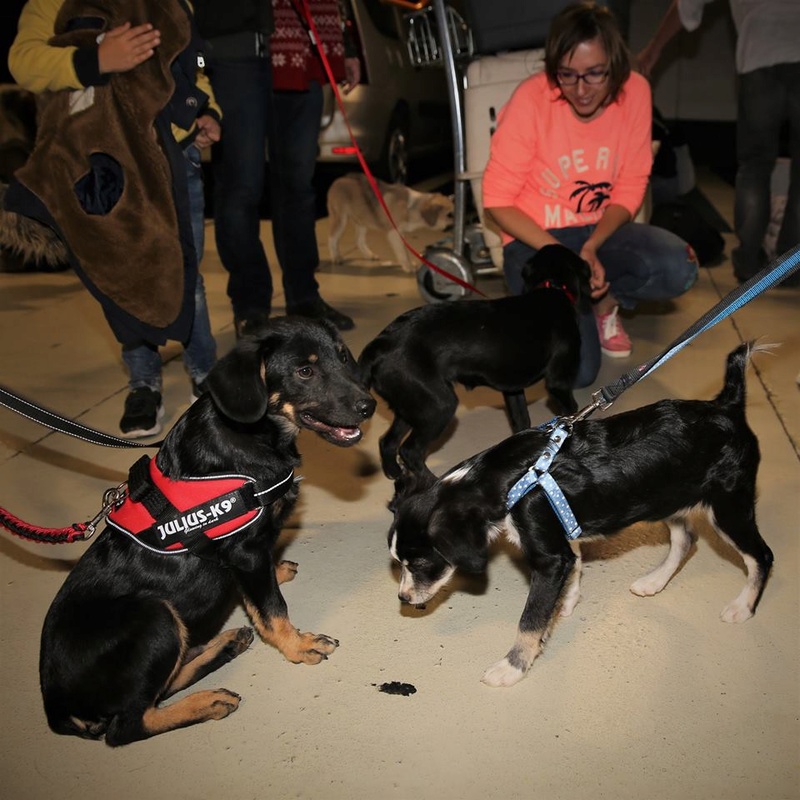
715 340 776 408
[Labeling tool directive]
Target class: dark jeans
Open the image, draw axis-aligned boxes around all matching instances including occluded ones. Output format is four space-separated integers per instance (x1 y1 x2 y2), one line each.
208 57 276 320
209 59 322 317
122 145 216 390
270 81 324 308
503 222 698 387
733 62 800 278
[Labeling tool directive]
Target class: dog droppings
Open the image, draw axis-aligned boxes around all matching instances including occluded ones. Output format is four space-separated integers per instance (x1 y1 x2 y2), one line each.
377 681 417 696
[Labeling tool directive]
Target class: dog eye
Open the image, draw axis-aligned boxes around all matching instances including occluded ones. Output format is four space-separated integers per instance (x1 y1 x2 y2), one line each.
338 350 348 364
297 366 314 379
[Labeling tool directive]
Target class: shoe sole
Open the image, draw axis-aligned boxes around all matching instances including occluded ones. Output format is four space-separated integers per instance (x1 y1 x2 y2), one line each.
120 404 165 439
601 347 632 358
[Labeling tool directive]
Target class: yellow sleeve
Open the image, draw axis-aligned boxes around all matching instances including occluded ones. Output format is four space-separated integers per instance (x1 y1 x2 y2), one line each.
9 0 85 93
195 69 222 120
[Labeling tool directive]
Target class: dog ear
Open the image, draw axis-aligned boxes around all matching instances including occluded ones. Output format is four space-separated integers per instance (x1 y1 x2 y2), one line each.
205 342 269 423
430 506 488 574
393 469 437 505
419 199 443 228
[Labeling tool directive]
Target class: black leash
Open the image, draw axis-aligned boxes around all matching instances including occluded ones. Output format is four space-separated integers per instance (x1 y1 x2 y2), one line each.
0 384 162 448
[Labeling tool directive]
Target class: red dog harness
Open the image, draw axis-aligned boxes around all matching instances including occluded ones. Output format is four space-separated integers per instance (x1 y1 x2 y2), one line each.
108 456 295 555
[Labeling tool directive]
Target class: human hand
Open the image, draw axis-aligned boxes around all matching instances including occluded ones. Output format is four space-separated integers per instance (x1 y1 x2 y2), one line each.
98 22 161 74
580 244 609 299
194 115 221 149
341 57 361 95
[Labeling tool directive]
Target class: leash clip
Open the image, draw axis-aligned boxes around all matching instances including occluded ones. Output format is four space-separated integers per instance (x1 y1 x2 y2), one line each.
561 389 613 429
84 482 127 539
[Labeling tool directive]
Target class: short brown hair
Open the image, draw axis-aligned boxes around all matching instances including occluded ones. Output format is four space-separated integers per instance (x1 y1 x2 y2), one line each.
544 2 631 103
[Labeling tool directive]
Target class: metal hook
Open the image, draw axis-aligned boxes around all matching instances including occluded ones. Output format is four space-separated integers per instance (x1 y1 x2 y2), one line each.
84 482 128 539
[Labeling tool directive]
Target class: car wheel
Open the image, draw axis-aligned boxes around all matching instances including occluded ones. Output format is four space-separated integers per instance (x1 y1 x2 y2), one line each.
377 111 409 185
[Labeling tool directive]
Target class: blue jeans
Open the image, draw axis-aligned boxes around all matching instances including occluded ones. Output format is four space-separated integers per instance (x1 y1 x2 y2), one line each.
503 222 698 387
733 62 800 278
122 144 217 391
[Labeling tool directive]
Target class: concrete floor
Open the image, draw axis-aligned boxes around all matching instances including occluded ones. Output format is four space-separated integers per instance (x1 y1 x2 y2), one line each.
0 170 798 800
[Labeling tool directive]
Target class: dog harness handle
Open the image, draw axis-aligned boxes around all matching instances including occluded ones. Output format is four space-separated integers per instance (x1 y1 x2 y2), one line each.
506 424 582 539
108 456 296 556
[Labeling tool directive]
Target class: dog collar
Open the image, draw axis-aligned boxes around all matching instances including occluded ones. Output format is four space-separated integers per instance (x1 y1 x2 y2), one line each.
506 423 582 539
107 456 295 555
535 280 577 305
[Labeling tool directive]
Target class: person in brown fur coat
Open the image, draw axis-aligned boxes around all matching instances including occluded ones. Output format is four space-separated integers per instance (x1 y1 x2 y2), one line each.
6 0 221 437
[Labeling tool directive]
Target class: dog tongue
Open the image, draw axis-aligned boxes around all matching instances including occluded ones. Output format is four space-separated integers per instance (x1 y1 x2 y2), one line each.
331 426 361 443
300 413 361 442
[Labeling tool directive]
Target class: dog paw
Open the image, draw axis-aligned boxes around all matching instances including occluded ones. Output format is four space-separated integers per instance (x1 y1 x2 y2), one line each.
720 600 754 624
228 626 255 654
207 689 241 720
481 658 527 688
629 575 666 597
292 632 340 665
558 595 580 617
275 560 299 584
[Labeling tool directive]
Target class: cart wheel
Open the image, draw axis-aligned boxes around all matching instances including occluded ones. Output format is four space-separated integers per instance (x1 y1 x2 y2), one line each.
416 247 474 303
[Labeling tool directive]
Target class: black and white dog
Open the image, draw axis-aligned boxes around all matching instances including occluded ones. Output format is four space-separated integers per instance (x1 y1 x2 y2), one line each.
39 317 375 745
388 342 774 687
359 244 591 479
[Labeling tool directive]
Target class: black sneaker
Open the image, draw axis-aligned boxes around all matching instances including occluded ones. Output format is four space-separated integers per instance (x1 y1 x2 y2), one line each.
119 387 164 438
234 311 271 340
287 297 354 331
190 378 207 404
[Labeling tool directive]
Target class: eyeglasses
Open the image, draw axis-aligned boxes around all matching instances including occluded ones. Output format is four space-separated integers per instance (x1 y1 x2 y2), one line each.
556 68 609 86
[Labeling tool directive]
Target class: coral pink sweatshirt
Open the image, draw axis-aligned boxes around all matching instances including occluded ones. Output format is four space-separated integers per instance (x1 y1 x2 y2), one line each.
482 71 652 244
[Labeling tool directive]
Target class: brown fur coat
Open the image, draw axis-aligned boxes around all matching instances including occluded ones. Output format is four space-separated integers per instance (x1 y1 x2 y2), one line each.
5 0 202 342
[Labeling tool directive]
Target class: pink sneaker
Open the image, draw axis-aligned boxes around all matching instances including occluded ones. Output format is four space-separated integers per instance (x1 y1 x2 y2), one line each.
595 306 632 358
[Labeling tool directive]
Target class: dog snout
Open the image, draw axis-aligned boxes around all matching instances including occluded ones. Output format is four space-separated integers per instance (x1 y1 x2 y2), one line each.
356 396 376 419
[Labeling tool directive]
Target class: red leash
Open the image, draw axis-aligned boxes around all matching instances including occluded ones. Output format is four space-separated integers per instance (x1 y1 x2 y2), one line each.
0 484 126 545
293 0 485 297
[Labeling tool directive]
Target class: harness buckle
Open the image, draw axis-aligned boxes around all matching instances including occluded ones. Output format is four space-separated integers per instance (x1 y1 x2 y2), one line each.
85 482 127 539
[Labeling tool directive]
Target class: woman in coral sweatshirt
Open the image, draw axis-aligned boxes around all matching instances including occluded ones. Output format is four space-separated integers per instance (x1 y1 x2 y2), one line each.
482 1 698 385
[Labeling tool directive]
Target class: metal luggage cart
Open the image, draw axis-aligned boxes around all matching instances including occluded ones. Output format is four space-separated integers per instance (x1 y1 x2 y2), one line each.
388 0 499 302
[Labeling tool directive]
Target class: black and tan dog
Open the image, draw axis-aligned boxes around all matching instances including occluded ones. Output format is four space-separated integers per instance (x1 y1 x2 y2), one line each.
39 317 375 745
388 342 773 687
359 244 592 479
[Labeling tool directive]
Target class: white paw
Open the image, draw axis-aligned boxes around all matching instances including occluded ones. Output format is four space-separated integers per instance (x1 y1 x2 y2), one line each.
481 658 526 688
559 593 580 617
630 575 666 597
720 600 754 623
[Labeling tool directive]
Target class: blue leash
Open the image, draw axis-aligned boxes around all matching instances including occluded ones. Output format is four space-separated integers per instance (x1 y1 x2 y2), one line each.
593 242 800 411
505 244 800 534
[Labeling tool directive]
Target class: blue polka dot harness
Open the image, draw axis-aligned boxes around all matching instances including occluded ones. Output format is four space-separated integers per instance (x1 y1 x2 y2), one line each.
505 421 581 539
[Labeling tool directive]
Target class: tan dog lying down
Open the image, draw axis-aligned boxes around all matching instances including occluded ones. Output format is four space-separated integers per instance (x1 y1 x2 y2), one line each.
327 173 453 272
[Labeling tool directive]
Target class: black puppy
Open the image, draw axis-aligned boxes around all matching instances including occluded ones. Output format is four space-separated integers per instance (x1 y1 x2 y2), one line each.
39 317 375 745
388 342 773 687
359 244 591 479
